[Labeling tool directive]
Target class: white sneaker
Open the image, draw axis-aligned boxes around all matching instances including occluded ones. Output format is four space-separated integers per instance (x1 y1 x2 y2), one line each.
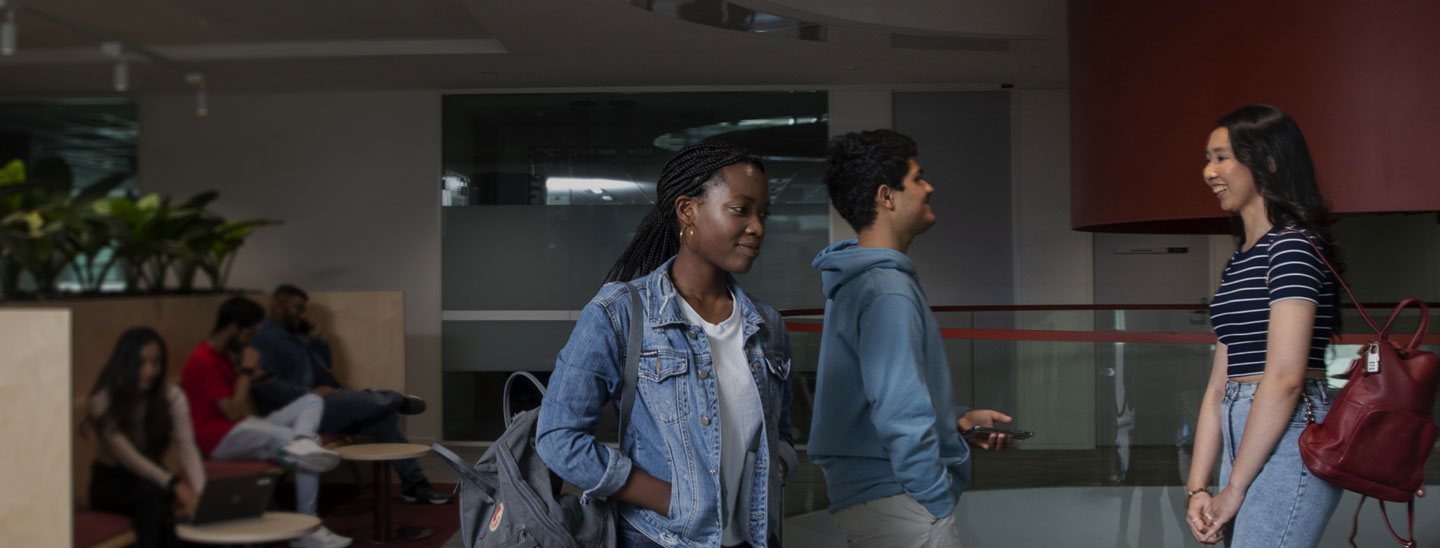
290 525 352 548
278 438 341 473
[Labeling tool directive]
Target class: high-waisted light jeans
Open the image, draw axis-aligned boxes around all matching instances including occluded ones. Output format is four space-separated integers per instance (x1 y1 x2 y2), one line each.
1219 378 1342 547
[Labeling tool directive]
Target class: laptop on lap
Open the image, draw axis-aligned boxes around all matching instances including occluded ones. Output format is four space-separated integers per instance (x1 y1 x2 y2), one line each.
186 473 279 525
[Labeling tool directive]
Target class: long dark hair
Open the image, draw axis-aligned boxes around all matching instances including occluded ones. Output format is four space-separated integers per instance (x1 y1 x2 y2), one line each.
1219 105 1346 335
603 142 764 283
84 327 173 460
1218 105 1342 266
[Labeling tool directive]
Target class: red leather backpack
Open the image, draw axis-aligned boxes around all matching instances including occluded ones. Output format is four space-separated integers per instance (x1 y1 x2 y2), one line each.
1285 230 1438 547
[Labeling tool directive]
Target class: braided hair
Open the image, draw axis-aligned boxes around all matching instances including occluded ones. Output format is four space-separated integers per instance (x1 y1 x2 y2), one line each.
604 142 764 283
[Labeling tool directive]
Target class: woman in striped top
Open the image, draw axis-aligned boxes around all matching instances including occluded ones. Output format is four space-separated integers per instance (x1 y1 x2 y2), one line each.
1185 105 1344 547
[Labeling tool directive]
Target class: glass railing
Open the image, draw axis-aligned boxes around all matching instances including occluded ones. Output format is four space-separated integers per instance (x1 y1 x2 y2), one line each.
781 303 1440 491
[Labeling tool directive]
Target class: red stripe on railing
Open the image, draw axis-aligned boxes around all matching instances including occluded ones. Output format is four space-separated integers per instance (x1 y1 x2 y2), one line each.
784 321 1440 346
1335 334 1440 345
780 303 1440 317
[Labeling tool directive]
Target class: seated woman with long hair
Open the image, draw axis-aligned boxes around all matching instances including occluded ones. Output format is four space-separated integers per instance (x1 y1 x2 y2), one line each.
84 327 206 548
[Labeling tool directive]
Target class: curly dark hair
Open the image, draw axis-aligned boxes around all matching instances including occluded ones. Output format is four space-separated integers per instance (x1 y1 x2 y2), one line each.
824 129 918 232
213 296 265 334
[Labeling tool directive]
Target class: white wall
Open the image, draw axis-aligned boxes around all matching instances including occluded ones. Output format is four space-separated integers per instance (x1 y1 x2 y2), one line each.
1010 88 1095 449
1011 89 1090 307
138 91 445 442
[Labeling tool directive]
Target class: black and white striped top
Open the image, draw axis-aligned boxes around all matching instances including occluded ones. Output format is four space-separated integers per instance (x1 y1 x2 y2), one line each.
1209 227 1335 377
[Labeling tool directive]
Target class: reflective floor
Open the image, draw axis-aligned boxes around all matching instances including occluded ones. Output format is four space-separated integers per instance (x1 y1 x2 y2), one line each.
420 443 1440 517
425 443 1440 547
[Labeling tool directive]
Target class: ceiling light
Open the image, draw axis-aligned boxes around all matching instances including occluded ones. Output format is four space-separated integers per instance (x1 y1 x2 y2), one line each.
1 8 17 56
101 42 128 92
185 72 208 116
545 177 636 193
653 114 829 153
113 60 128 91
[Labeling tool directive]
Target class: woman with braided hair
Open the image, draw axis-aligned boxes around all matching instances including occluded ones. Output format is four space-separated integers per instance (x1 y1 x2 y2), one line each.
537 142 798 548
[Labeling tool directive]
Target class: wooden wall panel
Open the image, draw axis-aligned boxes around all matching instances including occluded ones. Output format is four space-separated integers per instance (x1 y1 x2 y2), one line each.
0 310 72 547
305 292 406 394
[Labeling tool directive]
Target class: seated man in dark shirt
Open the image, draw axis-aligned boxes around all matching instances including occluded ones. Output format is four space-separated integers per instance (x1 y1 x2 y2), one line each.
250 284 451 504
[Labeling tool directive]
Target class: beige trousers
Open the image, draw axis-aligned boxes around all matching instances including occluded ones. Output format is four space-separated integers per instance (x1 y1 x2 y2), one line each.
834 493 962 548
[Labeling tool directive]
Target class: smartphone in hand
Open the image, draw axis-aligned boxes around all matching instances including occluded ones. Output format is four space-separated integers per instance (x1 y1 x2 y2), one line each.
962 426 1035 441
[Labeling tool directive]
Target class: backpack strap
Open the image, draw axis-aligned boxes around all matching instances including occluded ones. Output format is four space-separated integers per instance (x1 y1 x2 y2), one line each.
1377 497 1418 548
1278 228 1381 335
502 371 547 429
503 283 643 435
618 282 643 441
429 442 496 501
1346 495 1419 547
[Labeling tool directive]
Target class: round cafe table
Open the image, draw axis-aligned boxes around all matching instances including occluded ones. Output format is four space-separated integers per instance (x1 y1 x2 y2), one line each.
176 511 320 545
334 443 434 544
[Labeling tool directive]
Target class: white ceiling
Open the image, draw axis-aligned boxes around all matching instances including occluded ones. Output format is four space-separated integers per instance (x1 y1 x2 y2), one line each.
0 0 1066 95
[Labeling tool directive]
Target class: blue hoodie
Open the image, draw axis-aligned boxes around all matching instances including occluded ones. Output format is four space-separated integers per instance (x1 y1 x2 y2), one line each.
807 239 971 518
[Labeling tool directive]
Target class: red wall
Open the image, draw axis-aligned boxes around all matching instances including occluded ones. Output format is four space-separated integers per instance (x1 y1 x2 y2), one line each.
1070 0 1440 233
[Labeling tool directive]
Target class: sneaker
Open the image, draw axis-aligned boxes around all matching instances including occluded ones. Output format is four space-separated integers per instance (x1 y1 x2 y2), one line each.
290 525 351 548
398 395 427 415
278 438 341 473
401 481 453 505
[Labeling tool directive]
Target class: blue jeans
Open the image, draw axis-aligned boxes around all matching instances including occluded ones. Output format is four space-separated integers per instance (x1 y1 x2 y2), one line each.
210 394 325 515
1219 379 1342 547
319 388 427 490
618 519 755 548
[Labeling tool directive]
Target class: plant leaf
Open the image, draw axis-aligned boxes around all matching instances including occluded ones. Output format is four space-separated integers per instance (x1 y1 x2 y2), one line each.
0 159 24 186
74 173 130 204
181 191 219 210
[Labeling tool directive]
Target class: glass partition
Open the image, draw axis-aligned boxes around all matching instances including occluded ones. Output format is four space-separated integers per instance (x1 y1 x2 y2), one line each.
440 91 829 440
781 305 1440 506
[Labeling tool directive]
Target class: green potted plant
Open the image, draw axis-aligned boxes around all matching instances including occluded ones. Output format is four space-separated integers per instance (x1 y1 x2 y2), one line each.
94 193 179 293
0 158 126 298
3 156 275 298
196 218 275 291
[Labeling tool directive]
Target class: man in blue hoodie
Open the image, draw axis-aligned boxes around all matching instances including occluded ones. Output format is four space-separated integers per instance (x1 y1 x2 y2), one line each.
810 129 1014 547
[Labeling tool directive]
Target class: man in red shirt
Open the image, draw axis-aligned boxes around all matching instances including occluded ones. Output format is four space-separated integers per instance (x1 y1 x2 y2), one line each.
181 297 351 548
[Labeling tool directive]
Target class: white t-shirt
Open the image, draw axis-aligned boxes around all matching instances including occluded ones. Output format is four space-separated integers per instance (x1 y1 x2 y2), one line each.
677 292 763 546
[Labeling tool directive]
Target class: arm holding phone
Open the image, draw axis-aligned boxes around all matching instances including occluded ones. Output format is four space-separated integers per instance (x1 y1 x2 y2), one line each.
956 410 1022 450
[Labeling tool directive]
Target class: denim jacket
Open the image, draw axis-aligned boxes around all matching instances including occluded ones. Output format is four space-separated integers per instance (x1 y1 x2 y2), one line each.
536 258 798 548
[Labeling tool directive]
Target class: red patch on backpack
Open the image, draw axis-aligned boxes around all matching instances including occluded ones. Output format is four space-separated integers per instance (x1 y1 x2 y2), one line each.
489 503 505 532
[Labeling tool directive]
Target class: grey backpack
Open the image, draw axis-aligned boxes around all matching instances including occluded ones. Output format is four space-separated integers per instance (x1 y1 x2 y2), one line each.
433 283 644 548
